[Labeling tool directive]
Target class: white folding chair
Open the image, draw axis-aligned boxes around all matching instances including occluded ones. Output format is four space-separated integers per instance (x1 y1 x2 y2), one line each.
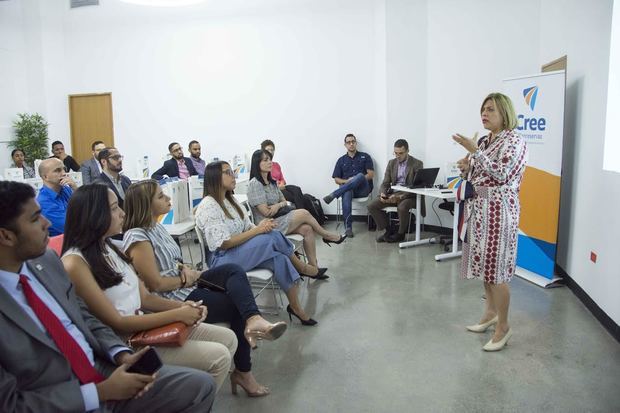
336 194 372 229
193 217 283 314
382 205 421 239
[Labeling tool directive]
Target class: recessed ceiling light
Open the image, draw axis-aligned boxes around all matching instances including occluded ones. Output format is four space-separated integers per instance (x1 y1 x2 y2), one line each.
119 0 206 7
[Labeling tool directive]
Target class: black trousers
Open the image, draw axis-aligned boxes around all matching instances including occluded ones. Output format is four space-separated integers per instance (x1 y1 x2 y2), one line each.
185 263 260 372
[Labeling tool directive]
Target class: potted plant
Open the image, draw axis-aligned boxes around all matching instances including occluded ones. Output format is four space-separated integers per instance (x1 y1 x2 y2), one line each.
9 113 49 164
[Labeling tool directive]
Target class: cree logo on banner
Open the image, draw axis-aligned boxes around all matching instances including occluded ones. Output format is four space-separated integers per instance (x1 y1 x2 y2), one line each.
518 85 546 133
523 86 539 110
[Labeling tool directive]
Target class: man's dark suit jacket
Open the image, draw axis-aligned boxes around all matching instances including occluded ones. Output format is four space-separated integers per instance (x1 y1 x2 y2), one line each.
380 155 425 215
151 157 198 180
0 250 126 412
94 173 132 208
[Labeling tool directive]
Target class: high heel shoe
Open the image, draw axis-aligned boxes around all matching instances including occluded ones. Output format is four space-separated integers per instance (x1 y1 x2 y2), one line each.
286 304 317 326
244 320 288 350
482 328 513 351
230 371 270 397
322 234 347 246
299 267 329 280
465 315 498 333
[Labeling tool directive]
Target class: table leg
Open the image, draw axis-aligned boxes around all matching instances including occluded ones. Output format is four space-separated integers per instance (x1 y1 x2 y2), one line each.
399 193 431 249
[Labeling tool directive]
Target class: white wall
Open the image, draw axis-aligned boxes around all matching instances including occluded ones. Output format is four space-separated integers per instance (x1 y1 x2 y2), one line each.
538 0 619 325
55 0 390 214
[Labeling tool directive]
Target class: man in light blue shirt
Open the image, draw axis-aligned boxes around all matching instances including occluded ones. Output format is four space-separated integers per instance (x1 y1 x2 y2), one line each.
0 180 216 412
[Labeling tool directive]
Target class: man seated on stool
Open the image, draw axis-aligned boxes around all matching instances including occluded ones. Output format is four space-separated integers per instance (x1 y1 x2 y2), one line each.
37 158 77 236
151 142 198 181
0 181 216 412
94 147 132 209
80 140 106 184
323 133 374 238
367 139 423 243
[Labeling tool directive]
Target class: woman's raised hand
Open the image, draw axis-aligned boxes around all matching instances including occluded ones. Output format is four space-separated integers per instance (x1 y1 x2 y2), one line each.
452 132 479 153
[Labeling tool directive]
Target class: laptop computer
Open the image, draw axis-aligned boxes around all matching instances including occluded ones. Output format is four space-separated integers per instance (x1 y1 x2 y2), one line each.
408 167 440 189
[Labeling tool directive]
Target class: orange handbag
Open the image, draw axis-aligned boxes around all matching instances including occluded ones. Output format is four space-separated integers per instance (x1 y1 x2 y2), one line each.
128 322 194 347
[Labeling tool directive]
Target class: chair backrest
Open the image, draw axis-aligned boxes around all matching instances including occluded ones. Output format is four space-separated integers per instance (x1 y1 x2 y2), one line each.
48 234 64 256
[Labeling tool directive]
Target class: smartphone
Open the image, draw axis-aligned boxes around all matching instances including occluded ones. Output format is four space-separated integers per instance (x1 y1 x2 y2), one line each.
127 347 163 375
197 277 226 292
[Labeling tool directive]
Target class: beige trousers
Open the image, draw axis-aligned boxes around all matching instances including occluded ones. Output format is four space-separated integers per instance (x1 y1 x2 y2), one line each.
144 323 237 392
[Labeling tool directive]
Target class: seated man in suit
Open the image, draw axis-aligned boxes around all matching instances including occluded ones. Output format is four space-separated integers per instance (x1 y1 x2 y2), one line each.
0 180 215 412
37 158 77 236
51 140 81 172
323 133 374 238
81 140 106 184
94 147 132 209
367 139 423 243
151 142 198 181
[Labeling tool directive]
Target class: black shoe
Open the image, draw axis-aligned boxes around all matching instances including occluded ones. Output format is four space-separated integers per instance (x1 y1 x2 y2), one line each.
386 233 405 243
323 194 335 205
300 267 329 280
286 305 318 326
345 228 354 238
376 230 392 243
323 234 347 246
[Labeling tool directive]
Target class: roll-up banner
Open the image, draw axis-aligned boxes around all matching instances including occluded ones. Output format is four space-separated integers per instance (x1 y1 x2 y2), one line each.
503 70 565 287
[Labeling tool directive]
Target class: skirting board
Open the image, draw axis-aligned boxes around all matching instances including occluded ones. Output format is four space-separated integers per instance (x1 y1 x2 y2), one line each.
515 266 564 288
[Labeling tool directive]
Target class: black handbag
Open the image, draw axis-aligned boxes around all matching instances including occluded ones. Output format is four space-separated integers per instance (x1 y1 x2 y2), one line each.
272 205 295 218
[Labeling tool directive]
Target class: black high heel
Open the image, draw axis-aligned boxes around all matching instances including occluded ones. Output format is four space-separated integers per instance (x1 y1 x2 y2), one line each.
322 234 347 246
299 267 329 280
286 305 318 326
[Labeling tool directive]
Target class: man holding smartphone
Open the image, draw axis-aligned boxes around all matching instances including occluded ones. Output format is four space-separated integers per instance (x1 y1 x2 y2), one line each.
0 181 216 412
367 139 424 243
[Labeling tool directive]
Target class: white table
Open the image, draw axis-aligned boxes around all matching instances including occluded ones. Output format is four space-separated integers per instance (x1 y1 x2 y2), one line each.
391 185 462 261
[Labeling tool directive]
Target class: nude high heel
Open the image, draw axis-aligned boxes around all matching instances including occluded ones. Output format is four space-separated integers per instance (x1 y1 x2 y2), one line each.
230 371 270 397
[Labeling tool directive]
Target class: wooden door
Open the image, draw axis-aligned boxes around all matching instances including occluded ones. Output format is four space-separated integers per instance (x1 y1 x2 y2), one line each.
68 93 114 164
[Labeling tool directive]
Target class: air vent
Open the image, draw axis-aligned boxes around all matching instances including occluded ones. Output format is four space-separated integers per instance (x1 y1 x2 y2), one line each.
71 0 99 8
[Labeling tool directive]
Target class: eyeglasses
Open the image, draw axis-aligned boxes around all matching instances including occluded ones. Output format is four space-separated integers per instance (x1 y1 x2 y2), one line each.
108 155 124 161
223 169 235 177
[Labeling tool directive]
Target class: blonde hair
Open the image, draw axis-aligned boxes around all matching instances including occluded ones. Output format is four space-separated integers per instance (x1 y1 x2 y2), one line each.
480 92 518 130
122 179 159 232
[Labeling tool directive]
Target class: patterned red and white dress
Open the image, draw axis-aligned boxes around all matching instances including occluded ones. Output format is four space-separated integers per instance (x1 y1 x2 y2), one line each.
460 129 527 284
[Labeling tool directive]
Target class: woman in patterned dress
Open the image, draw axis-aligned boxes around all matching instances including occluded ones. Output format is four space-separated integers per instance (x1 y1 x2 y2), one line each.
247 149 345 270
452 92 527 351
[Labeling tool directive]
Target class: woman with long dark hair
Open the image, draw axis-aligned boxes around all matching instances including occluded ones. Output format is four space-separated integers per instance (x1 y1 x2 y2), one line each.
119 180 287 396
61 184 235 392
248 149 345 270
195 161 320 326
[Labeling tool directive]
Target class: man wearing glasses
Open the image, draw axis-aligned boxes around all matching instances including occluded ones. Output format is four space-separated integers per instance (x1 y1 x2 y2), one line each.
367 139 423 243
95 147 132 209
151 142 198 181
323 134 374 237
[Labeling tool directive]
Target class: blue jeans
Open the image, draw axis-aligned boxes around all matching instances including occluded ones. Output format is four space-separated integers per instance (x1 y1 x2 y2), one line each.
331 173 371 229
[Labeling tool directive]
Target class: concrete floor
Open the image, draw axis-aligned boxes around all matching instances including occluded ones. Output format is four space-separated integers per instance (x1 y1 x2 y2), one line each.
184 222 620 412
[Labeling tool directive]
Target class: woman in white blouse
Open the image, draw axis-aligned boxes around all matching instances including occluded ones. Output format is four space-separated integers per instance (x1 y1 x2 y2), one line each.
61 184 235 392
195 161 321 326
247 149 346 270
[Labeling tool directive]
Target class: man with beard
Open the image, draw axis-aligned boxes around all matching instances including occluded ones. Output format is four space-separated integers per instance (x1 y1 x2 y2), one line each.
94 147 133 209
